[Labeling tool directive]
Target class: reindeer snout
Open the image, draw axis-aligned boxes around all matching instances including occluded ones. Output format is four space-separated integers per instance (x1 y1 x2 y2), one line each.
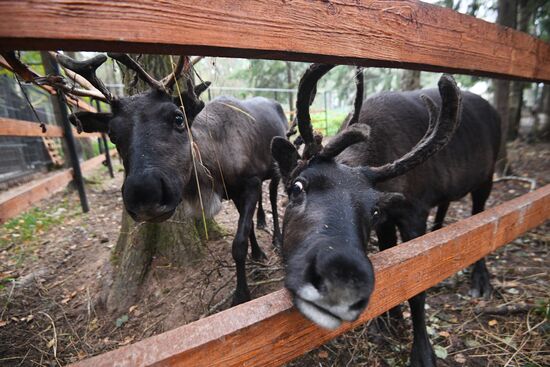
290 247 374 329
122 171 177 222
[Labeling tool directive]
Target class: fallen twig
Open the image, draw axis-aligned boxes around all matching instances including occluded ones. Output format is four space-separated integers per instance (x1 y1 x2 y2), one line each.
493 176 536 191
474 303 533 316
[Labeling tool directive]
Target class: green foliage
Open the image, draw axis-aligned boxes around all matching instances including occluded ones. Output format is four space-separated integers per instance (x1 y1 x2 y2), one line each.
310 110 349 137
115 314 129 328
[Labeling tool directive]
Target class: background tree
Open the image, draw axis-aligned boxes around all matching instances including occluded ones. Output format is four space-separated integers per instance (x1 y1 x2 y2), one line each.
494 0 517 174
401 70 421 91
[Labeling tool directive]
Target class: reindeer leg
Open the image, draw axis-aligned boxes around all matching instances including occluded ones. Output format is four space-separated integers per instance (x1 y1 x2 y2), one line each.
231 177 262 306
374 219 403 333
469 179 493 299
256 188 267 229
249 224 267 261
269 175 282 248
398 215 436 367
431 201 449 231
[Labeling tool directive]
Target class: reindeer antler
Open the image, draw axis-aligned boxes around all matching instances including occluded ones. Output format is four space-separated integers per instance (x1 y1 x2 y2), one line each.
55 53 113 102
2 51 110 103
347 66 364 127
366 74 462 182
296 63 335 159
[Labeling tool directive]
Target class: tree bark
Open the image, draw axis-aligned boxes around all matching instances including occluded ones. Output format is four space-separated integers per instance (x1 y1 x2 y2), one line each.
286 61 294 121
103 54 220 313
400 69 421 91
494 0 517 174
535 84 550 141
508 0 531 141
105 209 219 313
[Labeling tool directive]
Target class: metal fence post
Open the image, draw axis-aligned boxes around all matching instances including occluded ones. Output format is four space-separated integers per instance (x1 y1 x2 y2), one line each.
48 55 89 213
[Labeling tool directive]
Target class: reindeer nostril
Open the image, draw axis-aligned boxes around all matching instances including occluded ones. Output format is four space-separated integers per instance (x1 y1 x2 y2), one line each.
307 257 323 291
350 298 367 311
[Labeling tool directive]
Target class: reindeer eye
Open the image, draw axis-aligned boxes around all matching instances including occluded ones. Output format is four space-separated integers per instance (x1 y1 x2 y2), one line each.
372 207 380 223
174 114 185 130
290 181 304 197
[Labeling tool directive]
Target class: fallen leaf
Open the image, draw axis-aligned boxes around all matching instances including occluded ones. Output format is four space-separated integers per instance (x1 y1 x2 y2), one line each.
118 336 135 346
318 350 329 359
488 319 498 326
116 314 129 328
454 353 467 363
439 331 450 338
0 320 7 327
434 345 448 360
47 339 56 349
465 339 481 348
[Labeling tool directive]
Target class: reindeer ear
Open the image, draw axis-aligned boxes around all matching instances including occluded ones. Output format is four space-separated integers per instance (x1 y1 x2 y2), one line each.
174 80 206 124
272 137 300 183
194 81 211 97
376 192 410 220
69 111 111 133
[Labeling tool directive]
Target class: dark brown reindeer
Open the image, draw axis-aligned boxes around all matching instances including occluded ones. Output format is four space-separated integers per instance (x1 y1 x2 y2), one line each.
272 64 500 366
58 53 287 305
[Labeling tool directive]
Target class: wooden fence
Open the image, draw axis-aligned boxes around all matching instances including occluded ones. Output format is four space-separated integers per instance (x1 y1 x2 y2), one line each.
0 0 549 366
0 149 117 223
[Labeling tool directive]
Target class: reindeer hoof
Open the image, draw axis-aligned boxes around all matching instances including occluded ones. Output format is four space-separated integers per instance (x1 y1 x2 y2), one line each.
231 290 251 306
251 248 268 262
256 220 267 230
470 272 493 299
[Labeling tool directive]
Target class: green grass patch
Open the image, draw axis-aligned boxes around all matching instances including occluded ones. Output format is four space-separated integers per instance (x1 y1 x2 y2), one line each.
310 110 348 136
0 198 82 267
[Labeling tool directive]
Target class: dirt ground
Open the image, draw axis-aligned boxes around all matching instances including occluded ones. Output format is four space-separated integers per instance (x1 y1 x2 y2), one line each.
0 141 549 367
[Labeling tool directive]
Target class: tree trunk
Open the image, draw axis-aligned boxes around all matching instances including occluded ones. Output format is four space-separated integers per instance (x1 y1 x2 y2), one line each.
103 54 220 313
104 208 219 313
535 84 550 141
494 0 517 174
400 69 421 91
286 61 294 121
508 0 531 141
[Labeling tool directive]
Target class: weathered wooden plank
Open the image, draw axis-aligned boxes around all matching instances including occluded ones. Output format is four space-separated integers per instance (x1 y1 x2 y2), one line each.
0 150 116 223
69 184 550 367
0 1 549 82
0 117 100 138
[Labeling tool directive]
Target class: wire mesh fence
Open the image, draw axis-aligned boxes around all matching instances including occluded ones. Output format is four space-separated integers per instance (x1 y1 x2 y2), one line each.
0 75 53 184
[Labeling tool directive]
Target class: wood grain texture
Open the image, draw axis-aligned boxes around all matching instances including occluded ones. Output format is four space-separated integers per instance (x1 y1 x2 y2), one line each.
69 184 550 367
0 1 549 82
0 149 116 223
0 117 100 138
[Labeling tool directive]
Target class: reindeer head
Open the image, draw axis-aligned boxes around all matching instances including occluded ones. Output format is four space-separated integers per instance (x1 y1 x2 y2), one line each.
272 64 462 329
58 54 210 222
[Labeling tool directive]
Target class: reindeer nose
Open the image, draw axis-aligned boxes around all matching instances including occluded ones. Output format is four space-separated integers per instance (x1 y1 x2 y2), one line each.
122 171 173 221
293 248 374 329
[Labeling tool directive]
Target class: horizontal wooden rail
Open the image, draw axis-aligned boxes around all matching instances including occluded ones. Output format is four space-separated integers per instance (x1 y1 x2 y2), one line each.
0 1 549 82
0 117 100 138
0 149 116 223
70 184 550 367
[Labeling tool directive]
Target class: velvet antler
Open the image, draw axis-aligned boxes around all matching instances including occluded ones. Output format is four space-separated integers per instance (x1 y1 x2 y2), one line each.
366 74 462 183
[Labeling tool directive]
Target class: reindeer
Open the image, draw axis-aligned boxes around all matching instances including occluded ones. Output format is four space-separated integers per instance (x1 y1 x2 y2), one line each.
272 64 500 366
57 53 287 305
